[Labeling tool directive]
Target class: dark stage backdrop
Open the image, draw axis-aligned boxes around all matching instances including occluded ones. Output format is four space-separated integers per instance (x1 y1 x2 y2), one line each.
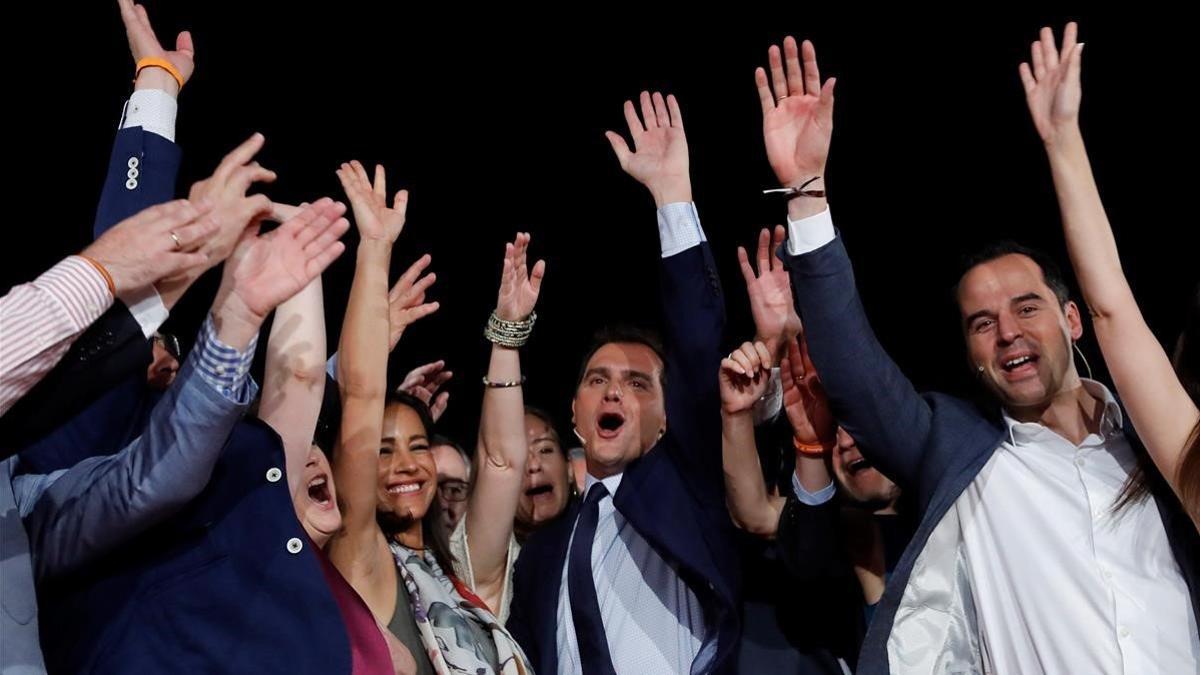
5 3 1196 447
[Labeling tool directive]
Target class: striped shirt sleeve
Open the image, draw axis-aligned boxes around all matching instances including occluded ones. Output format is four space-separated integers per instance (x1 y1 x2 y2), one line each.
191 314 258 402
0 256 114 415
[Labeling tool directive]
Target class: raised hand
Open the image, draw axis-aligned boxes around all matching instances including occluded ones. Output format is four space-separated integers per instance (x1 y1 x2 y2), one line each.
388 254 439 351
720 341 774 415
495 233 545 322
226 198 349 319
1019 23 1083 145
397 360 453 422
187 133 276 263
117 0 195 92
605 91 692 207
756 37 836 189
739 224 801 360
779 333 836 448
82 199 216 293
337 161 407 244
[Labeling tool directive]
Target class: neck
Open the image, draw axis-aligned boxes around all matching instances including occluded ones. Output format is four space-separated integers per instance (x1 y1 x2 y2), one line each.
393 518 424 550
1005 377 1104 445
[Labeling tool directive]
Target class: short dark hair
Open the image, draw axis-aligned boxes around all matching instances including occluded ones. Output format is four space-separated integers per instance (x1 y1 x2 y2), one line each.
575 325 668 392
954 241 1071 307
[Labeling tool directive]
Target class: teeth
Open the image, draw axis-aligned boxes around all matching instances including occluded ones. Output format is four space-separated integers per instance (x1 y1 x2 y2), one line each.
388 483 421 494
308 477 326 489
1005 356 1034 369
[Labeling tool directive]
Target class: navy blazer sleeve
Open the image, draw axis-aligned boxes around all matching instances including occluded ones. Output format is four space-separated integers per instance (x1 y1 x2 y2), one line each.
779 235 932 492
0 126 180 456
94 125 181 236
660 242 727 498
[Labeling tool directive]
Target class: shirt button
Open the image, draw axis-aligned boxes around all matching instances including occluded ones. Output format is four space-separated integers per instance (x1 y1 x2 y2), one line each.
127 156 140 169
1103 569 1113 580
266 467 283 483
127 167 139 180
125 178 138 190
216 365 226 374
286 537 303 554
1118 626 1130 638
1075 458 1086 467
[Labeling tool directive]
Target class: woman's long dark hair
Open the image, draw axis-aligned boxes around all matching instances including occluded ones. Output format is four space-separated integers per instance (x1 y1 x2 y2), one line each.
376 391 456 574
1173 285 1200 520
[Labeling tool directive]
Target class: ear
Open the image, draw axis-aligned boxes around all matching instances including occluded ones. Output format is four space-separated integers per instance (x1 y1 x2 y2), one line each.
1064 300 1084 341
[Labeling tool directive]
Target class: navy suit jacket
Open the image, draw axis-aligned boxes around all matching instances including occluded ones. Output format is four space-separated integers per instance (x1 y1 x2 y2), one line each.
506 242 742 674
37 419 352 674
780 235 1199 674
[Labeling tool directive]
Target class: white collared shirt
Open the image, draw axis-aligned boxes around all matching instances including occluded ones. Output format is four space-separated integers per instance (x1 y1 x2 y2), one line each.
956 380 1198 673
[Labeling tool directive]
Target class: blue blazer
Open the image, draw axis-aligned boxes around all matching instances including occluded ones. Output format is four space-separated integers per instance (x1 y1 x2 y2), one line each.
780 235 1199 674
506 242 742 675
37 419 352 674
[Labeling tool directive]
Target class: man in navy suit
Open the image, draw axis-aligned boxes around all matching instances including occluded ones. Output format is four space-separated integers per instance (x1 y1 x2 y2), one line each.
506 92 740 674
757 35 1198 673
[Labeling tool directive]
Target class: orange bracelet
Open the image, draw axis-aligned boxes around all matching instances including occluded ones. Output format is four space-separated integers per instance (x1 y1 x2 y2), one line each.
135 57 184 90
793 435 832 457
78 255 116 297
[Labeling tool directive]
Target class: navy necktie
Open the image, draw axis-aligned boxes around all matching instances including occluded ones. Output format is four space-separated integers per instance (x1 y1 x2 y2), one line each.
568 482 617 675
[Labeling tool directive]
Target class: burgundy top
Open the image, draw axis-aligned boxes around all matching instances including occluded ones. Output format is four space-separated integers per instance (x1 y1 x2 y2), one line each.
314 542 394 675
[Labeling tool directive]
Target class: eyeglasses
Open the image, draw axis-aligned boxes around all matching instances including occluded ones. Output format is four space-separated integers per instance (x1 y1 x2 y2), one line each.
154 332 182 361
437 479 469 502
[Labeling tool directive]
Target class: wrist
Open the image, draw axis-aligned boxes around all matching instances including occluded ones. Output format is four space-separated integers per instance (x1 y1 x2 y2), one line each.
649 179 693 208
133 67 181 97
212 292 265 350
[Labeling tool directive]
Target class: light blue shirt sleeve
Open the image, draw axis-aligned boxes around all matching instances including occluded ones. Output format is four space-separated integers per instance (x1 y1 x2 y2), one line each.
17 316 259 580
657 202 706 258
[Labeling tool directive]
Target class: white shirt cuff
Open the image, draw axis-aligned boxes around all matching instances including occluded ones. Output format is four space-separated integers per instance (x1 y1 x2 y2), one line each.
751 367 783 426
785 206 836 256
657 202 706 258
792 473 836 506
120 90 178 143
118 286 169 338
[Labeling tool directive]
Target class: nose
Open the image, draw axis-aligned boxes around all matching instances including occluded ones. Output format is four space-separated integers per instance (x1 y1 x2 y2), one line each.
391 446 419 474
996 310 1022 346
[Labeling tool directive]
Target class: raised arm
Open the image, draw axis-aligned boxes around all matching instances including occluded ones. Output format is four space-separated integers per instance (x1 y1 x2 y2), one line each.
606 92 726 490
1020 23 1199 498
23 199 348 579
466 232 545 606
761 37 934 489
331 162 411 547
259 216 333 494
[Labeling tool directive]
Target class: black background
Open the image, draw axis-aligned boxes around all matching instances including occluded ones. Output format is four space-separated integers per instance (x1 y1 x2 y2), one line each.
4 3 1196 445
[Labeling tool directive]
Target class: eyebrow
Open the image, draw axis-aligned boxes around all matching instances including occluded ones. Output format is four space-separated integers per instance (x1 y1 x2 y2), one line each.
381 434 429 444
1011 292 1045 305
532 435 558 444
964 309 994 327
625 370 654 384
